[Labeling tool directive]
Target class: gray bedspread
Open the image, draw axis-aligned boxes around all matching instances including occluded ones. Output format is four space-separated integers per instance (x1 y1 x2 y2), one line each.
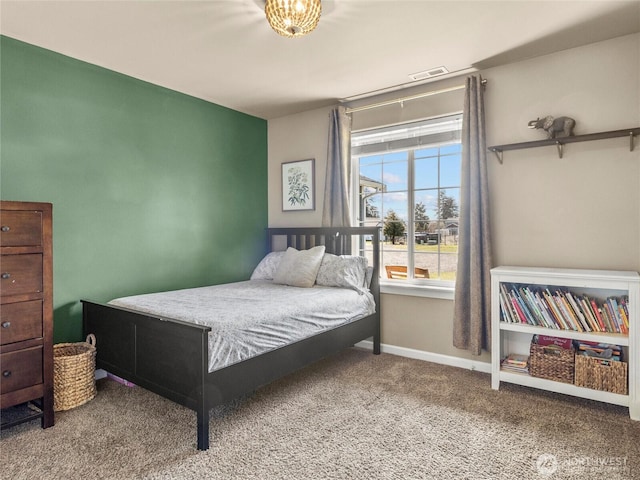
109 280 375 373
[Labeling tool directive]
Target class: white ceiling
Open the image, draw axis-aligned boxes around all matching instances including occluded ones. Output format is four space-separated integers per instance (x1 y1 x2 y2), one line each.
1 1 639 120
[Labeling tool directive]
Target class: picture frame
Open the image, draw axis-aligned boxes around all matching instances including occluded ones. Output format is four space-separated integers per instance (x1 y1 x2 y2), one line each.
281 158 315 212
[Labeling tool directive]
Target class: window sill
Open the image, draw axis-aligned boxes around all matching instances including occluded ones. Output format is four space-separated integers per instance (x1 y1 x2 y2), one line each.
380 280 455 300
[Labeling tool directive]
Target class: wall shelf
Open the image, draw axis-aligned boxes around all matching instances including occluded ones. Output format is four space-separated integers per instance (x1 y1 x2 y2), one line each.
489 127 640 163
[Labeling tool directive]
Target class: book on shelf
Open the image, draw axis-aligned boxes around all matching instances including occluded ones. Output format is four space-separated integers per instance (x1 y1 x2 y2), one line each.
543 289 569 330
589 299 607 332
622 299 630 329
514 288 535 325
578 296 600 332
599 303 614 333
533 290 557 329
554 291 582 331
520 287 544 327
565 291 589 332
602 302 617 333
619 300 629 332
499 284 517 323
501 353 529 374
498 283 629 335
534 334 573 350
606 297 627 334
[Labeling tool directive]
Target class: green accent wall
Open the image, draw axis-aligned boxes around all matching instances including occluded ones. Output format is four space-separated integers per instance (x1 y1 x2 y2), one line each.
0 36 268 342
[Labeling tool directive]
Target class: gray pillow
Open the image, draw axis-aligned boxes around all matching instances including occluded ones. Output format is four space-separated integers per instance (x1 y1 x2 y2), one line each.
272 246 326 288
250 251 286 280
365 266 374 289
316 254 368 292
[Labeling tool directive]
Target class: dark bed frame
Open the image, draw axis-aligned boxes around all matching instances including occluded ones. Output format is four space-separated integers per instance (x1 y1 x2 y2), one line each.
82 227 380 450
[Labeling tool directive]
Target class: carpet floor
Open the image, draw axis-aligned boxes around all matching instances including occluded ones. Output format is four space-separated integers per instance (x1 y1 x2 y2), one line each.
1 348 639 479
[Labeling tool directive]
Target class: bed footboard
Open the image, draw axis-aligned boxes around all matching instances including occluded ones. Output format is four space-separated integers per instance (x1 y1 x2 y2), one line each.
82 300 212 449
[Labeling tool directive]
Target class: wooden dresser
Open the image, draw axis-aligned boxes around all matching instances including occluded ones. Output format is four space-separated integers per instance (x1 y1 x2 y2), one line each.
0 201 54 429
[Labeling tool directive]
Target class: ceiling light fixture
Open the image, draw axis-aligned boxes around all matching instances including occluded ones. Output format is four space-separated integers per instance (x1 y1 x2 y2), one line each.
265 0 322 38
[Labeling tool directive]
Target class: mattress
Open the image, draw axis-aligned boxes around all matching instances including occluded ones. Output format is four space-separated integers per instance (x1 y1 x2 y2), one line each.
109 280 375 373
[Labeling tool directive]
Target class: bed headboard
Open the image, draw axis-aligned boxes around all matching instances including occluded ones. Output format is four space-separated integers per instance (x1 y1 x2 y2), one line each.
266 226 381 306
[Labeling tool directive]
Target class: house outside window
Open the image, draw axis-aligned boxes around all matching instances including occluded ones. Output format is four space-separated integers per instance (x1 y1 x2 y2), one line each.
352 113 462 285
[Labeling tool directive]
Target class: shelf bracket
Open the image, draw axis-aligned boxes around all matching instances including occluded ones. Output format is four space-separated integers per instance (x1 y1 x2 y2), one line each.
556 141 564 159
631 132 635 152
491 149 503 164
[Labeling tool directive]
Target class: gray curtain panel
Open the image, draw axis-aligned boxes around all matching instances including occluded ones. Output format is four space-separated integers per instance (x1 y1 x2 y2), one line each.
453 75 494 355
322 106 352 227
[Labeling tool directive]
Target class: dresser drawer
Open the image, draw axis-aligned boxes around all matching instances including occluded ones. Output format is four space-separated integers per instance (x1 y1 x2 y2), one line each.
0 210 43 247
0 254 43 297
0 346 43 394
0 300 43 345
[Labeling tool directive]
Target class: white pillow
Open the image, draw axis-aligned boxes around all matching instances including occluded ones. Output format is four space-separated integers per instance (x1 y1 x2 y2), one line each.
250 251 287 280
315 254 368 291
272 246 326 288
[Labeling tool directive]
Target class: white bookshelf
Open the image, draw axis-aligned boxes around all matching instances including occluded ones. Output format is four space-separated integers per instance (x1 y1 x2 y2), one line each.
491 266 639 420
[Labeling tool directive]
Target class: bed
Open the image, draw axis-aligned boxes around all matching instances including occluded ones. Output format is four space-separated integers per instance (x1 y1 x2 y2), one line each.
82 226 380 450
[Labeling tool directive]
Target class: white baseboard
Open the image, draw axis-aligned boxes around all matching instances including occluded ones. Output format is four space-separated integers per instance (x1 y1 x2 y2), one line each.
355 340 492 374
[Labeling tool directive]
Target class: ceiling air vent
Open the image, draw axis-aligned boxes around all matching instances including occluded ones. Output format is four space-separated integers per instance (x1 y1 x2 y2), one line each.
408 66 449 81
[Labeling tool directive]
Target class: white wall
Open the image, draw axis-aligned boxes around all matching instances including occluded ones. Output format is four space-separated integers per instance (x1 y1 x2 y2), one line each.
487 33 640 271
267 33 640 363
268 106 333 227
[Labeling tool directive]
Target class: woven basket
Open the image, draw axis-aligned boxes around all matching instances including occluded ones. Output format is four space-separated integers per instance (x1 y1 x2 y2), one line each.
53 334 97 411
575 355 628 395
529 342 575 384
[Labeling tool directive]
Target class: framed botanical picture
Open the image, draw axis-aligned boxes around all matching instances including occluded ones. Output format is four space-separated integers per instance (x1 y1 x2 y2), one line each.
282 158 315 211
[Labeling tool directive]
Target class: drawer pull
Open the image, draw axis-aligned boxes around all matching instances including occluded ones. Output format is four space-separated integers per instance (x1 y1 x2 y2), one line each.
1 273 10 279
0 226 9 232
2 370 11 378
1 322 10 328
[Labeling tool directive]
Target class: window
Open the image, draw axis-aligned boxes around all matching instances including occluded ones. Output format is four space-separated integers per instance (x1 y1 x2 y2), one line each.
352 114 462 285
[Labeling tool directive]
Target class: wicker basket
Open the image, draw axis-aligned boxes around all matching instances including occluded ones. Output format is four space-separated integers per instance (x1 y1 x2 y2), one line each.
574 355 628 395
53 334 97 411
529 342 575 384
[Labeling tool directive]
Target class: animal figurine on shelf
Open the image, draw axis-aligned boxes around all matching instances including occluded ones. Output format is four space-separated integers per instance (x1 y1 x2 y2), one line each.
527 116 576 139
